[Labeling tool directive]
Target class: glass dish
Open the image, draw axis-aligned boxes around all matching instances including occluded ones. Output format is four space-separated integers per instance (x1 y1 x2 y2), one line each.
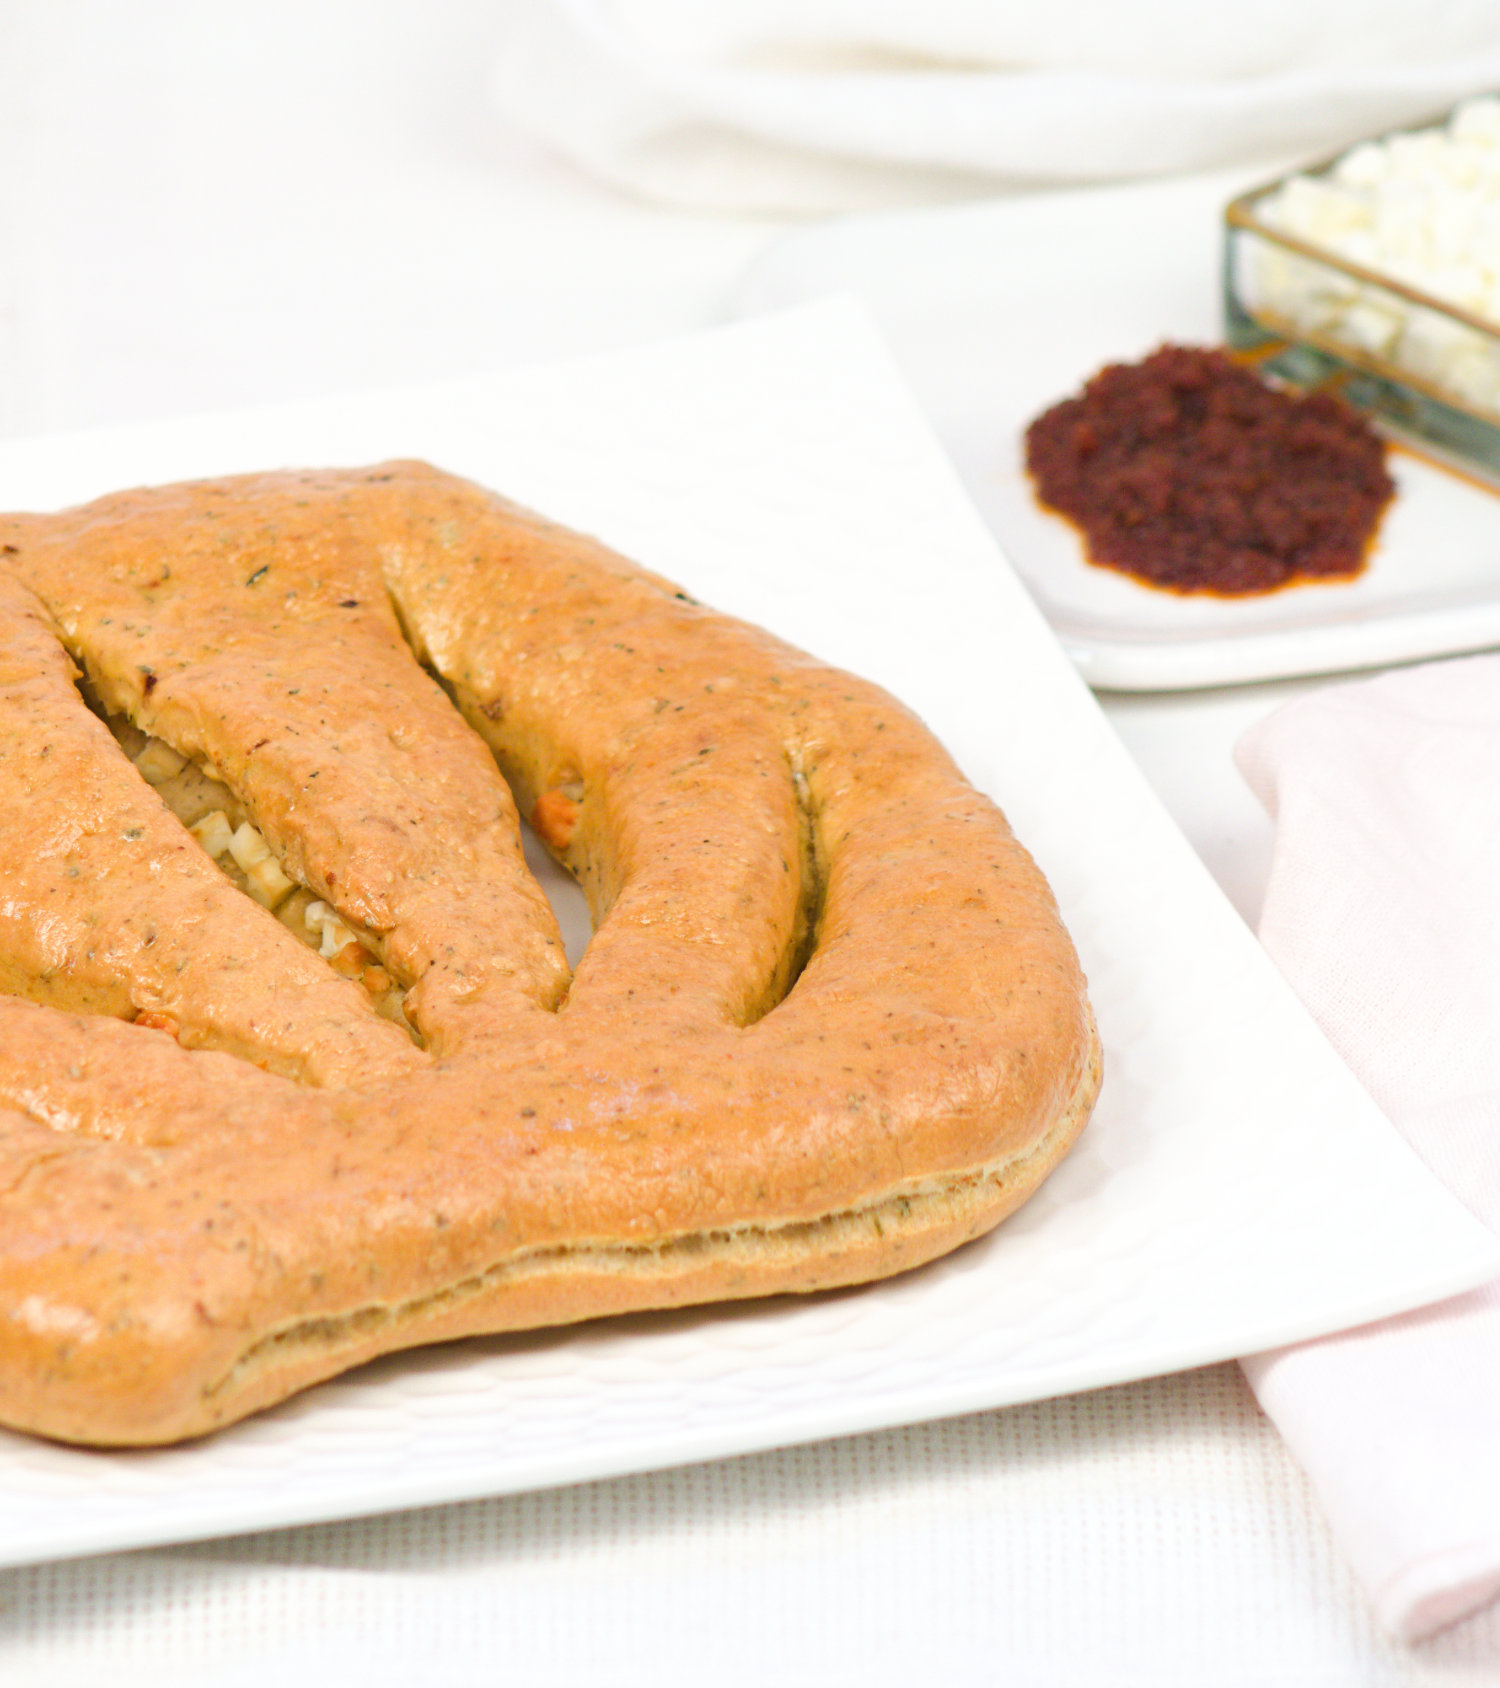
1225 98 1500 484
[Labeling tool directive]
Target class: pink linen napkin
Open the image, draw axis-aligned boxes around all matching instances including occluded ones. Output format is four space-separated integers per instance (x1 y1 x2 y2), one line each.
1236 650 1500 1641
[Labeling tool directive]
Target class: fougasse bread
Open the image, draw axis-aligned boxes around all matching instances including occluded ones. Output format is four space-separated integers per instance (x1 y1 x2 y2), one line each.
0 461 1101 1446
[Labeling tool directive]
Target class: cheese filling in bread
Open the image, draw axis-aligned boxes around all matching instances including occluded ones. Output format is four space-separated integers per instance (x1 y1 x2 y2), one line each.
0 461 1100 1446
102 718 411 1025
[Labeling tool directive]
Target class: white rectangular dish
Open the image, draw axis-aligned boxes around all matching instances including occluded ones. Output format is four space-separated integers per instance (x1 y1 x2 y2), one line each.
0 301 1494 1569
735 173 1500 690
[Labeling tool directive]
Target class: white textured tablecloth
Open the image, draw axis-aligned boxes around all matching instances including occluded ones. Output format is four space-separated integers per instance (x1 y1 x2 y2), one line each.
0 1368 1482 1688
8 2 1500 1680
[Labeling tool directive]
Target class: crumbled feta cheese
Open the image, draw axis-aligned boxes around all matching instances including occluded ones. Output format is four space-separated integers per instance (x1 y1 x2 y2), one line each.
227 821 270 873
1340 298 1403 356
245 856 294 909
133 738 187 784
227 820 294 908
1244 98 1500 412
188 809 234 860
1453 95 1500 147
1332 141 1389 190
303 898 359 960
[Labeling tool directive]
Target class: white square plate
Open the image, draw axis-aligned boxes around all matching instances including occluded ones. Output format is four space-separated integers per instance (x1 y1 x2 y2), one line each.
735 173 1500 690
0 301 1494 1568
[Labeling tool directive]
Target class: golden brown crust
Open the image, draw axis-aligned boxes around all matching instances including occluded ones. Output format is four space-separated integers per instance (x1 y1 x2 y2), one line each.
0 461 1100 1445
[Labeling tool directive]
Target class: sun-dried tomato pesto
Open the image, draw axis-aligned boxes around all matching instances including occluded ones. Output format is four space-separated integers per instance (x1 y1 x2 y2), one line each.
1024 345 1395 596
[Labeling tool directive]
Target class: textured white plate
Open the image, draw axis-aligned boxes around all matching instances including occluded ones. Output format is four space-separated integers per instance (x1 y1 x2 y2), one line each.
734 172 1500 690
0 301 1495 1569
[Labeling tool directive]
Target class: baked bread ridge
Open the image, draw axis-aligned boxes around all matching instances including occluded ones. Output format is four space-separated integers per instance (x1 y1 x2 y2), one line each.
0 1024 1100 1446
0 460 1101 1445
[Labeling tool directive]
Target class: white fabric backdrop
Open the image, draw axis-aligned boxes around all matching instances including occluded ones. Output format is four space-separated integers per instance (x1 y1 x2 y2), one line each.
492 0 1500 210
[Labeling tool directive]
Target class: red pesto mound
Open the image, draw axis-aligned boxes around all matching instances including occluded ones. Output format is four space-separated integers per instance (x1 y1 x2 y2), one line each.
1024 344 1396 596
